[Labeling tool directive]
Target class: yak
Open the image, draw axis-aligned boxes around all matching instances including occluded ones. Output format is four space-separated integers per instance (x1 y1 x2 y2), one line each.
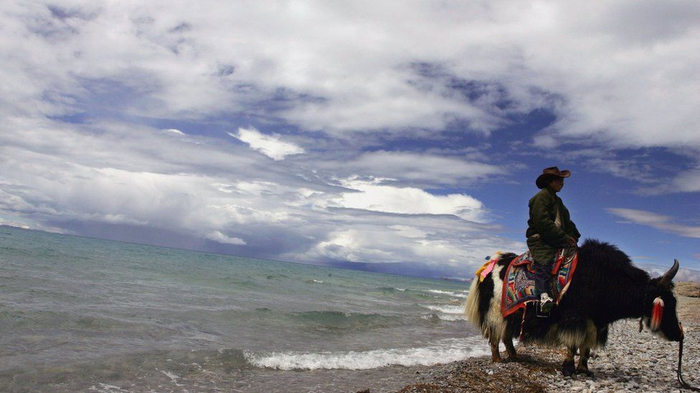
465 239 684 377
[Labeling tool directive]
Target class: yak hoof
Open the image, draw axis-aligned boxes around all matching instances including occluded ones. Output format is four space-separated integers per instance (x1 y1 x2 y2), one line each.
562 360 575 377
491 355 503 363
576 368 594 378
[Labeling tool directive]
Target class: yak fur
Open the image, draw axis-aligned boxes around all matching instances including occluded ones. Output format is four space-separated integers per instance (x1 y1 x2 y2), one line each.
465 239 683 376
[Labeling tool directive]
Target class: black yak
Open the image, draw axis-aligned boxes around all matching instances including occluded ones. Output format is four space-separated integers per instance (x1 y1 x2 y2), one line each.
465 239 684 376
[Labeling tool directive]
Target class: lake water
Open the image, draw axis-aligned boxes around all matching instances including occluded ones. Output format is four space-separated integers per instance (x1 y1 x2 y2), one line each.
0 226 487 392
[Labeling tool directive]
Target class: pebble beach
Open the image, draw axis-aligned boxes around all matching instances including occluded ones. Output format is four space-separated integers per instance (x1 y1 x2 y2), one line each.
396 282 700 393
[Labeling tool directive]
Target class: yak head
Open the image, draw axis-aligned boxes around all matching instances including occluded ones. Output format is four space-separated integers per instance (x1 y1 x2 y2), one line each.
644 259 683 341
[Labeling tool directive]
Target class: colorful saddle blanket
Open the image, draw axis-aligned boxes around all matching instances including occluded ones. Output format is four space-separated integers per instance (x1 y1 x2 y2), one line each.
501 247 578 317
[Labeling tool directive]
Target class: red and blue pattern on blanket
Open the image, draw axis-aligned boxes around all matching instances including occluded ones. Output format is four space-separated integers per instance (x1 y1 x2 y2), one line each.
501 247 578 317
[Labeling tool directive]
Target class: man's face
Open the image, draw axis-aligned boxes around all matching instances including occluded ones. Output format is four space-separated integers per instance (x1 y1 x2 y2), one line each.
549 178 564 192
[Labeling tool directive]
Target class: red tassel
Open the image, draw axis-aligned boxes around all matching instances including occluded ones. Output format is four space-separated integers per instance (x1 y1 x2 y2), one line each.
651 297 664 331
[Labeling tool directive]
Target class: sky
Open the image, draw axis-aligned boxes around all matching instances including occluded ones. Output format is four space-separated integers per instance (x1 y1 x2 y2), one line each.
1 0 699 280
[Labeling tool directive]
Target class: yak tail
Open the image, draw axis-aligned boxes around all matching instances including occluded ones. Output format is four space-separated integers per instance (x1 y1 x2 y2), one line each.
464 278 482 330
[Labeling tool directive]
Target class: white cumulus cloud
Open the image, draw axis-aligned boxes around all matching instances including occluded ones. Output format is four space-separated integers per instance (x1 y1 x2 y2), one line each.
229 127 304 161
333 178 486 222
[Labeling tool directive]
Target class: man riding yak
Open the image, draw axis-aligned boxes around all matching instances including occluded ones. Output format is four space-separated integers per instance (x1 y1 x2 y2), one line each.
527 167 580 313
465 165 689 384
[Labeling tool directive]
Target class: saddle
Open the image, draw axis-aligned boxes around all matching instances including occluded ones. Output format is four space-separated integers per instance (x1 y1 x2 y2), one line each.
501 247 578 318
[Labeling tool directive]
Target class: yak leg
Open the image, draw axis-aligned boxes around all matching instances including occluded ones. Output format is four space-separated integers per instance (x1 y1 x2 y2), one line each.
576 347 594 377
576 321 597 377
562 346 576 377
489 336 502 362
489 327 502 362
503 324 517 360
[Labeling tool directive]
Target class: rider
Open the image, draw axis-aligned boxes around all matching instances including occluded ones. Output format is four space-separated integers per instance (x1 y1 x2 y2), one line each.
527 167 580 313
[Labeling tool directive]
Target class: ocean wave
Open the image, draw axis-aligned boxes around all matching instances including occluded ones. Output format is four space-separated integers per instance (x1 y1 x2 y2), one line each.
0 310 129 330
290 311 401 331
420 304 466 321
376 286 408 293
244 337 489 370
422 305 465 315
419 313 465 322
427 313 465 322
426 289 468 298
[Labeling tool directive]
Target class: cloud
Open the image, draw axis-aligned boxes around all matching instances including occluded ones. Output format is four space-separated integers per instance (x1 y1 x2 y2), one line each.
671 167 700 193
0 120 295 242
607 208 700 238
293 212 522 266
567 149 658 185
206 231 246 245
164 128 185 135
229 127 304 161
295 148 504 190
349 151 502 186
0 116 510 271
332 178 487 222
3 1 698 148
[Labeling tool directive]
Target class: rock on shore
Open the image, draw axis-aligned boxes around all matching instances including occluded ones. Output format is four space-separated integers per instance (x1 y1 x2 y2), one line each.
397 290 700 393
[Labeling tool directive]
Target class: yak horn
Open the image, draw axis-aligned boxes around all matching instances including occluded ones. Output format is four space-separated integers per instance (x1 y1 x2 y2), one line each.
659 259 680 288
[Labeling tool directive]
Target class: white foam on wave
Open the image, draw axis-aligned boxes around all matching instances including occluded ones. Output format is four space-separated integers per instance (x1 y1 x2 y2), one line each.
423 304 464 314
420 313 464 322
244 337 488 370
421 304 467 321
434 314 464 321
426 289 468 298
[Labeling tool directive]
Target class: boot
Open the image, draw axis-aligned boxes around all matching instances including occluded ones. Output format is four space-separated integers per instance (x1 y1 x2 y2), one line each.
539 292 553 314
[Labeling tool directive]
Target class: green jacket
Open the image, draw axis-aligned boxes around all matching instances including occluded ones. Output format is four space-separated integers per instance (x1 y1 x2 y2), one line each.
526 187 580 264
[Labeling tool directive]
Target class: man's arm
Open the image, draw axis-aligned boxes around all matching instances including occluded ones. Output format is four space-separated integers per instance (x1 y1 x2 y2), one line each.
562 205 581 240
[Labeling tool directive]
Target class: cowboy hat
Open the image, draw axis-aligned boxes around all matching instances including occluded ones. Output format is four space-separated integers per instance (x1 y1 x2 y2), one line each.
536 166 571 189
